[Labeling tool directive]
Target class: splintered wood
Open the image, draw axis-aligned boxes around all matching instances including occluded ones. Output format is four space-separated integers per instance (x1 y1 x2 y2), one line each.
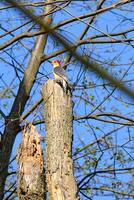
17 124 45 200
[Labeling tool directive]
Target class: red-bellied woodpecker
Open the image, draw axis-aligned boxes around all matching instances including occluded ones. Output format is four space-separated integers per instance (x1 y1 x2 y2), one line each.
51 60 69 92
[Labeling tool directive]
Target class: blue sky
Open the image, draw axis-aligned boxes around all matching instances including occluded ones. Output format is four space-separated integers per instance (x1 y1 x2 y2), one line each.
0 0 134 199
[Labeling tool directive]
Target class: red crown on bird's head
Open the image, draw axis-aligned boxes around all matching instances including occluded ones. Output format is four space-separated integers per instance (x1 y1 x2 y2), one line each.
52 60 61 66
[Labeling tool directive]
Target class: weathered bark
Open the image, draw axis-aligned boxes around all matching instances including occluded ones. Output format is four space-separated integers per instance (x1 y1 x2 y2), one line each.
42 80 79 200
17 124 45 200
0 1 53 199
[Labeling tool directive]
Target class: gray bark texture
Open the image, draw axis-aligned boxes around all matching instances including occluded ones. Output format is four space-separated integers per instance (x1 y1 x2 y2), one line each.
42 80 79 200
17 124 45 200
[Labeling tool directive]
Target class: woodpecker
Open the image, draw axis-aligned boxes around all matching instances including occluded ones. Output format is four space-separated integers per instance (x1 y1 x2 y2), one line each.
51 60 69 92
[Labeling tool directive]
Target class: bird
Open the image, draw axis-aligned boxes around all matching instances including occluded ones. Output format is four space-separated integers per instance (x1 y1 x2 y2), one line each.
51 60 69 92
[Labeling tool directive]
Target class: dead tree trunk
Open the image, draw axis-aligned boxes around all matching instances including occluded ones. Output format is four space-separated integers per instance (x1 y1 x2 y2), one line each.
17 124 46 200
42 80 79 200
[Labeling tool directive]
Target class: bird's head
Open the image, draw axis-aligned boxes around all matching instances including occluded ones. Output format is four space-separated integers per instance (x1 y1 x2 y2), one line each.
51 60 61 68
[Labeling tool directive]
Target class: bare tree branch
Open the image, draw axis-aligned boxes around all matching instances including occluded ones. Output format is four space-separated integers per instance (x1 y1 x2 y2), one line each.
0 0 53 199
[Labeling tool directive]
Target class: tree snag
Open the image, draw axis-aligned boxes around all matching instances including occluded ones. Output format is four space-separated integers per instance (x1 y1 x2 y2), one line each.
42 80 79 200
17 124 46 200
